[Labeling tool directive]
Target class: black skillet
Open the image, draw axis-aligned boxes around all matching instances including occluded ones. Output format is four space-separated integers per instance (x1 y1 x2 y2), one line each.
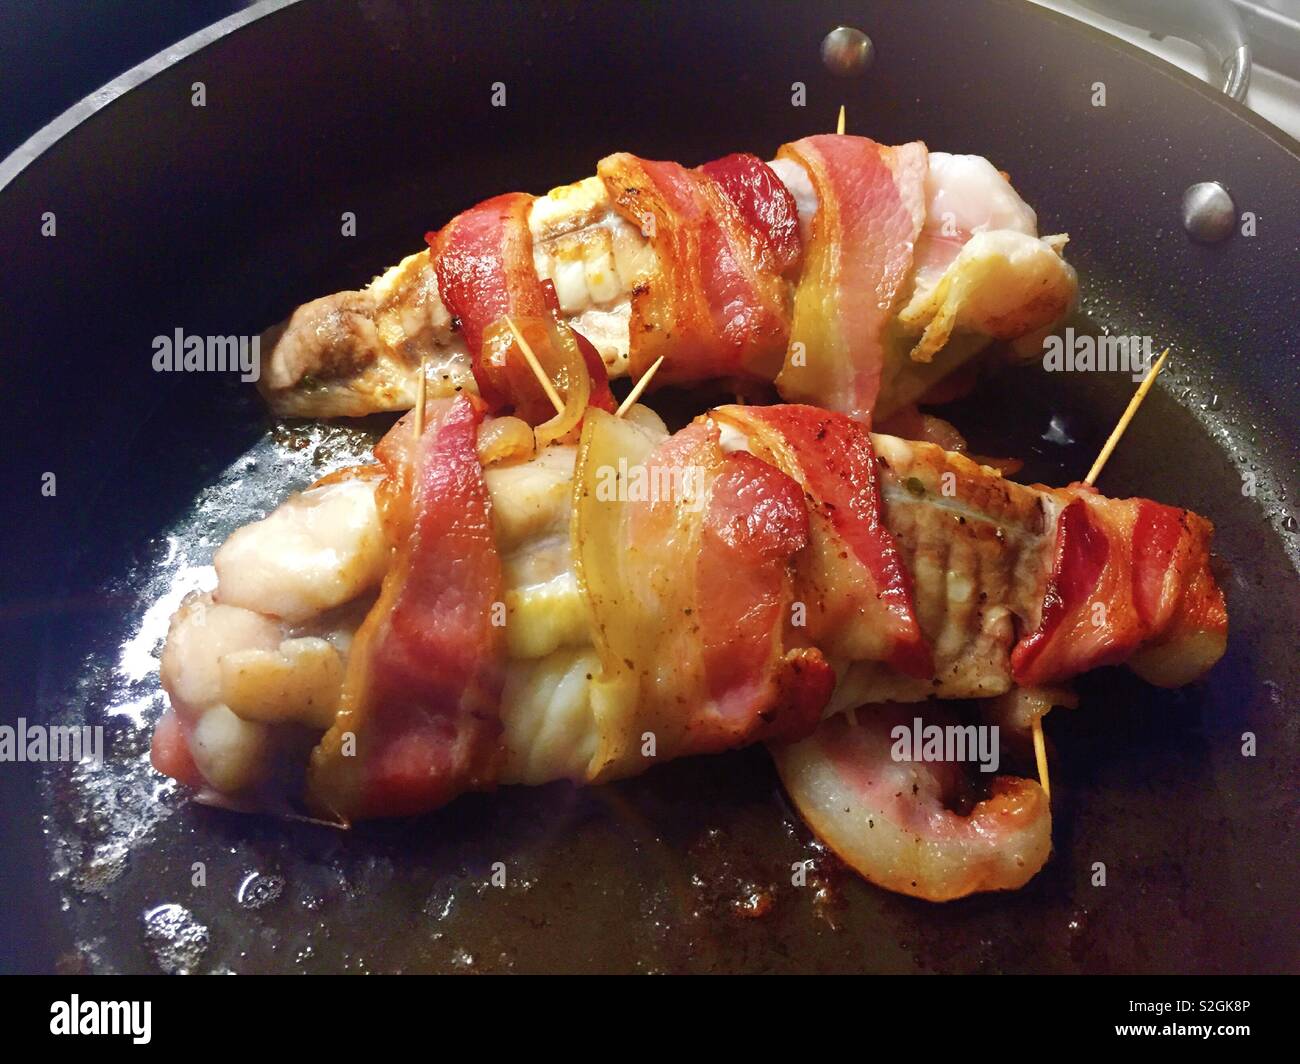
0 0 1296 973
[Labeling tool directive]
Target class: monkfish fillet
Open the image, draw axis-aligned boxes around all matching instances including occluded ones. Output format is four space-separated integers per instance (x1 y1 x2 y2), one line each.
259 146 1076 420
153 405 1224 812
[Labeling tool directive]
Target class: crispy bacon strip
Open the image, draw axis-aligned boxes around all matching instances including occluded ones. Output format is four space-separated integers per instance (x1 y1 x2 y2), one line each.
698 449 832 722
1011 488 1227 686
429 193 540 409
774 135 927 424
575 412 832 781
540 282 616 415
307 396 505 819
773 704 1052 901
596 153 792 386
697 152 802 277
429 196 613 422
714 404 932 679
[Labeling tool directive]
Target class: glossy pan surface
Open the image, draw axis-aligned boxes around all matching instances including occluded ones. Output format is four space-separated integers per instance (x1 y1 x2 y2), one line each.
0 0 1295 973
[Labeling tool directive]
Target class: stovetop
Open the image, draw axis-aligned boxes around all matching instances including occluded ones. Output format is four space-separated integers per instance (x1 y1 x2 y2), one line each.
1032 0 1300 139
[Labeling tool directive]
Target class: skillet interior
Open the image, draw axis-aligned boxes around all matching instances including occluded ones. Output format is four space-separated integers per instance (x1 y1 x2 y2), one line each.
0 0 1295 973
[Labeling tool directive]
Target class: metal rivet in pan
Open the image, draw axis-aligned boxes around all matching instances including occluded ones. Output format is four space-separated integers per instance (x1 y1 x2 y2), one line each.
1181 182 1236 243
821 26 874 78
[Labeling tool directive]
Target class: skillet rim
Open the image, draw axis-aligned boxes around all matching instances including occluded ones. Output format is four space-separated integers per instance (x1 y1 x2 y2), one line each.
1 0 1295 974
1 0 1298 199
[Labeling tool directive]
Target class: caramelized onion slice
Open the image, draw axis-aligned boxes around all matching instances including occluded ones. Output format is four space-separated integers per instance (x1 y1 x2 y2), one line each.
533 322 592 447
571 407 667 773
481 317 593 446
477 415 536 466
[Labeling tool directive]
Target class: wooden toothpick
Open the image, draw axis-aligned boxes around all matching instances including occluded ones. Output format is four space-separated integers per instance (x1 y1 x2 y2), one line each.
1032 716 1051 801
1028 348 1171 803
412 356 428 438
1084 347 1171 485
836 104 846 135
615 355 665 418
504 315 565 416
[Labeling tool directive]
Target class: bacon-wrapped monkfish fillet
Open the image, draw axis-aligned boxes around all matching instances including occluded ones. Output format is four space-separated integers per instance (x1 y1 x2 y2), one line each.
152 401 1224 898
260 137 1076 423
